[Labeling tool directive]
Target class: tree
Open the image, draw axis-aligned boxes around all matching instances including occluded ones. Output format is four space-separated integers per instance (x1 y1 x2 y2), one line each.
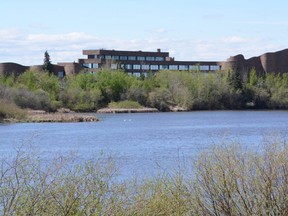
43 50 53 74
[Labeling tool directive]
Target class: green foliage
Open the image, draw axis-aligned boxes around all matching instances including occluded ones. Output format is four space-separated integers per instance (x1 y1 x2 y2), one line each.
16 70 39 91
96 70 135 102
108 100 143 109
227 69 243 91
248 67 258 86
1 68 288 112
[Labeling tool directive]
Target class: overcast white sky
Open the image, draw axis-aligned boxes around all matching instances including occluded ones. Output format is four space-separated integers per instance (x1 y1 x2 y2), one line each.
1 0 288 65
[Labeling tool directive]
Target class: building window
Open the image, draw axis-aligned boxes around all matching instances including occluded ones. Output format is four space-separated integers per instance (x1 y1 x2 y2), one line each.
111 64 118 69
128 56 136 60
159 65 169 70
146 56 155 61
179 65 188 70
200 65 209 71
155 57 164 61
150 65 159 70
58 71 64 78
105 55 112 60
210 65 220 71
88 55 95 59
120 56 128 60
83 63 90 68
133 72 141 77
133 64 141 70
92 63 99 69
112 56 119 60
125 64 132 70
189 65 199 71
137 56 145 61
169 65 178 70
141 65 149 70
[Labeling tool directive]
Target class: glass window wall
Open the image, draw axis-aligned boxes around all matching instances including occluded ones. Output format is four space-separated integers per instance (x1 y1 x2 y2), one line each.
128 56 136 60
200 65 209 71
133 64 141 70
137 56 145 61
112 56 119 60
141 65 150 70
210 65 220 70
125 64 132 70
120 56 128 60
179 65 189 70
159 65 169 70
150 65 159 70
146 56 155 61
169 65 178 70
155 57 164 61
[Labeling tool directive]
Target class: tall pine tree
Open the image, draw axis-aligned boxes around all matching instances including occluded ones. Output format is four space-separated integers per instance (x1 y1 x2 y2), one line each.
43 50 53 74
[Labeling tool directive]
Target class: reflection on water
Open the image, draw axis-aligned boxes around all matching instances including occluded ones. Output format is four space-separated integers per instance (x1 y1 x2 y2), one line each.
1 111 287 178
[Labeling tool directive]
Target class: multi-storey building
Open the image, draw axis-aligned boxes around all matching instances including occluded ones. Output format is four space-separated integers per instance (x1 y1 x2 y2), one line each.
78 49 222 76
2 48 288 77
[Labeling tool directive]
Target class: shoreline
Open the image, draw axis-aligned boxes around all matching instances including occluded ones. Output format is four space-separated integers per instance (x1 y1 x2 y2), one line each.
97 107 159 113
27 113 99 123
2 110 99 123
2 108 287 124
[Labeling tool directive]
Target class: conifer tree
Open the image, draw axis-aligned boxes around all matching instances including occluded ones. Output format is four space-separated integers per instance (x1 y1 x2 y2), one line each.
43 50 53 74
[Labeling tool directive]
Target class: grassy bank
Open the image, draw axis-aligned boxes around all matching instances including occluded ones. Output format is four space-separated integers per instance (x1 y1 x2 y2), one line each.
1 140 288 215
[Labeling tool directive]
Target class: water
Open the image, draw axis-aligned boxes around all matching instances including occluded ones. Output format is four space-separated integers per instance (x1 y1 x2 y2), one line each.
1 111 288 178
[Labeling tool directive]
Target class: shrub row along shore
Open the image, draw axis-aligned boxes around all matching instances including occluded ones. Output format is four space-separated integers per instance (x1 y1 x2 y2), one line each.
1 68 288 118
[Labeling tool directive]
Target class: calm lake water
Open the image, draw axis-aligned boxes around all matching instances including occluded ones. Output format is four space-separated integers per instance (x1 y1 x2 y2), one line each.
1 111 288 178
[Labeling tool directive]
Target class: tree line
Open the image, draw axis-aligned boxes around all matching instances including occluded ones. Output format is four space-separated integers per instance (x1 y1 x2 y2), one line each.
0 68 288 113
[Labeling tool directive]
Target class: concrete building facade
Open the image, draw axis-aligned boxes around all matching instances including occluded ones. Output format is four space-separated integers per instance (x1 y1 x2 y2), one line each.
78 49 222 76
1 48 288 77
220 48 288 74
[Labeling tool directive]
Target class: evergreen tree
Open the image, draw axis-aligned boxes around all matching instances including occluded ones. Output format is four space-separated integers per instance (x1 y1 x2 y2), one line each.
227 68 243 91
43 50 53 74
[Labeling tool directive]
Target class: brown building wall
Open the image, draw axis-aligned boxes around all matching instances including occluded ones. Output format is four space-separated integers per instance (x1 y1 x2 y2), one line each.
223 48 288 74
58 62 82 75
0 63 67 77
0 63 29 76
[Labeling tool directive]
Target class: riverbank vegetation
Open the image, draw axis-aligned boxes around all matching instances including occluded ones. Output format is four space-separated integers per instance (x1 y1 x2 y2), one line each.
1 68 288 118
0 99 26 121
1 139 288 215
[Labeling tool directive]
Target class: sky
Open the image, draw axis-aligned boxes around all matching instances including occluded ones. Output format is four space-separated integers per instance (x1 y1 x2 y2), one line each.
1 0 288 65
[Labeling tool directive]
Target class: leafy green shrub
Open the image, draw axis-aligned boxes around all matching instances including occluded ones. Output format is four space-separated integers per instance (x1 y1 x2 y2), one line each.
108 100 143 109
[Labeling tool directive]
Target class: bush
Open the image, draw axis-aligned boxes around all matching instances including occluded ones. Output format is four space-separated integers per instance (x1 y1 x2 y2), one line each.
12 87 56 112
0 99 26 121
108 100 143 109
1 139 288 215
